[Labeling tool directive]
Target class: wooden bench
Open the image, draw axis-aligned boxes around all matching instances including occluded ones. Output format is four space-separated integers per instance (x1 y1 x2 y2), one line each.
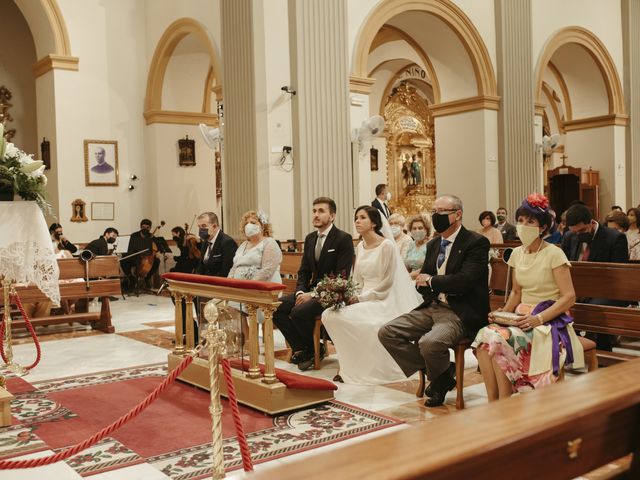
254 358 640 480
490 255 640 361
0 256 122 333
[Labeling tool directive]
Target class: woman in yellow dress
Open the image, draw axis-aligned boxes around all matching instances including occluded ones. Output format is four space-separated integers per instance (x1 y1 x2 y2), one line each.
473 194 584 401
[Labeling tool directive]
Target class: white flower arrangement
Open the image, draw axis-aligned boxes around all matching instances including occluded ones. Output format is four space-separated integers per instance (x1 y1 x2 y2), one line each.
0 123 50 212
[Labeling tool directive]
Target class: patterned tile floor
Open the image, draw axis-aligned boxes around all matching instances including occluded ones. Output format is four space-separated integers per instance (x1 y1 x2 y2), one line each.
2 293 637 479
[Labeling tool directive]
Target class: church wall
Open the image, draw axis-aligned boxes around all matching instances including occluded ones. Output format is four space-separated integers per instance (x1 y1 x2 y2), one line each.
52 0 149 242
261 0 295 240
531 0 624 78
142 0 223 235
566 126 626 216
0 1 38 160
434 109 499 222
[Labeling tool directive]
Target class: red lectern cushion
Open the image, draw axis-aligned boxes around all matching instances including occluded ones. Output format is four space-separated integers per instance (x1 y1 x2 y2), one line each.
162 272 286 292
228 359 337 391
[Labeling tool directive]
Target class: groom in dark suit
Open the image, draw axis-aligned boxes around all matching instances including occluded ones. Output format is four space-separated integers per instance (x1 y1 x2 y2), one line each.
273 197 354 371
562 203 629 351
379 194 489 406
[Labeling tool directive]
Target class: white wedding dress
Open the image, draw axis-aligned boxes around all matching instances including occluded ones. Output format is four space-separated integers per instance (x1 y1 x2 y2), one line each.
322 236 422 385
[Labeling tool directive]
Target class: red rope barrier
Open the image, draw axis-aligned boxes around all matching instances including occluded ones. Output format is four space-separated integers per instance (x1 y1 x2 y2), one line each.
0 353 194 470
0 293 42 371
221 358 253 472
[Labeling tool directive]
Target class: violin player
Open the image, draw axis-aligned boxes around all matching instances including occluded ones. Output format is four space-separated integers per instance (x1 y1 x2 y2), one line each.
170 226 201 273
123 218 162 290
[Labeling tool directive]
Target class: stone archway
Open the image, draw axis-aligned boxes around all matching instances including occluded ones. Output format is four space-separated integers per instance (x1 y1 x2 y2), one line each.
352 0 497 100
13 0 78 76
534 26 626 122
144 18 221 125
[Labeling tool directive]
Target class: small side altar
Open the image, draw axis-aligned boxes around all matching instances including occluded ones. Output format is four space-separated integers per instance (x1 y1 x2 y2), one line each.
0 202 60 305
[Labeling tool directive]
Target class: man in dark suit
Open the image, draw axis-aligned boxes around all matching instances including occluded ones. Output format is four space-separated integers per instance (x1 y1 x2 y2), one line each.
562 203 629 351
495 207 517 241
371 183 391 219
86 227 119 256
273 197 354 371
379 194 489 407
196 211 237 277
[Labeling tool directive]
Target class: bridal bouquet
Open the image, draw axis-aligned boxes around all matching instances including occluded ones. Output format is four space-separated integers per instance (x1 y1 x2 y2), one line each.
0 123 50 212
313 274 360 310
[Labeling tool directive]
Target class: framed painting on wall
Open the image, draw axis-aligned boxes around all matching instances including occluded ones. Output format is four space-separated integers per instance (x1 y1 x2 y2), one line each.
84 140 119 186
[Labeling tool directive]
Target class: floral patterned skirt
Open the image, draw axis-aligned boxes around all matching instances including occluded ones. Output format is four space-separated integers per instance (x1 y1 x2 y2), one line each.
472 304 557 393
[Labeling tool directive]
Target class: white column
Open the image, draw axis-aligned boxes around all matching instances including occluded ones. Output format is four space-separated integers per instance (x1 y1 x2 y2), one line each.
288 0 352 235
623 0 640 206
495 0 536 212
220 0 259 234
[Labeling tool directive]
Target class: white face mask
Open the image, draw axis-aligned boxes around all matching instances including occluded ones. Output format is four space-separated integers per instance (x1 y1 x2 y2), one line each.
245 223 261 237
516 224 540 248
390 225 402 237
386 192 392 201
412 230 426 241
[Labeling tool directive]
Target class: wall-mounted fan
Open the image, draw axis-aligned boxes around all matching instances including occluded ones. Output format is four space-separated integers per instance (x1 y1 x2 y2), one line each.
199 123 220 149
356 115 385 143
537 134 561 157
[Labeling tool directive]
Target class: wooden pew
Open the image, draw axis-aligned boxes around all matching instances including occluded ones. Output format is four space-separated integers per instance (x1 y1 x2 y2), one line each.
0 256 122 333
490 256 640 363
280 252 303 295
254 358 640 480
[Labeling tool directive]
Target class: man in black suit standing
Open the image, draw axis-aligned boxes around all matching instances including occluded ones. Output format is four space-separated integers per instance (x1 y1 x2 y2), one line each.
86 228 119 256
273 197 354 371
495 207 517 241
562 203 629 351
371 183 391 219
196 211 237 277
379 194 489 407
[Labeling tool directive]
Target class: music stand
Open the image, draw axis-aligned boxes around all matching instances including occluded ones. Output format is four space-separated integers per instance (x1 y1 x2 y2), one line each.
115 235 130 254
152 236 172 254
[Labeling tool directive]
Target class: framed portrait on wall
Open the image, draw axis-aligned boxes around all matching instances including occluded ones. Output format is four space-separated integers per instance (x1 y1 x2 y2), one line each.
84 140 119 186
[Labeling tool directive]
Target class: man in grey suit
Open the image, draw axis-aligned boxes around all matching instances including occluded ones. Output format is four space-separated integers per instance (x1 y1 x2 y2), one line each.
495 207 517 241
379 194 490 407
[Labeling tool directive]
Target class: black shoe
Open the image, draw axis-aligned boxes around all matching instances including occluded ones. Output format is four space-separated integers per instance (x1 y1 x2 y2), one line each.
333 373 343 383
297 354 314 372
290 351 305 364
424 362 455 397
424 368 456 407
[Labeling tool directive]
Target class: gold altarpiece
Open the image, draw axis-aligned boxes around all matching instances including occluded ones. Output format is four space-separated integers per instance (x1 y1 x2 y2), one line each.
384 83 436 216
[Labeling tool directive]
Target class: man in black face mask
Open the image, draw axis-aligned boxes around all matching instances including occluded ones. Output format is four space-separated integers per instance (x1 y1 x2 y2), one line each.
379 194 490 407
49 223 78 254
86 227 119 256
196 212 237 277
495 207 517 241
562 203 629 351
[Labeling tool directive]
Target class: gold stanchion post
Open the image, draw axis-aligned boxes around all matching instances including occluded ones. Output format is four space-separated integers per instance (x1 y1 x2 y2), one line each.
172 292 185 355
261 305 277 384
244 304 261 379
1 277 27 376
204 302 226 479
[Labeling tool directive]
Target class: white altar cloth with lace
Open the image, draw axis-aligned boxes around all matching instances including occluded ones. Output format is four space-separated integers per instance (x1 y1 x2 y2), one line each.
0 202 60 305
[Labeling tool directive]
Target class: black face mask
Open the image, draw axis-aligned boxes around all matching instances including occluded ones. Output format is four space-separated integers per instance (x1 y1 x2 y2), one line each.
173 236 184 245
431 212 452 233
577 232 593 244
53 232 62 240
107 237 116 244
199 227 210 241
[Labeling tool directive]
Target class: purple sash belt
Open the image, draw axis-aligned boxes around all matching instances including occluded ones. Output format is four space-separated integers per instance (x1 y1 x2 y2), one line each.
531 300 575 375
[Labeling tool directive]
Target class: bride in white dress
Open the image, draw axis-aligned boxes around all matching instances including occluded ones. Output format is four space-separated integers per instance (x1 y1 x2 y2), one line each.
322 206 422 385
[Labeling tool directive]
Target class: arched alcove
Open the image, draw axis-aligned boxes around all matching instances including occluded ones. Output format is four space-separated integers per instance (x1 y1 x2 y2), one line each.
534 26 626 126
13 0 78 76
352 0 498 107
144 18 221 125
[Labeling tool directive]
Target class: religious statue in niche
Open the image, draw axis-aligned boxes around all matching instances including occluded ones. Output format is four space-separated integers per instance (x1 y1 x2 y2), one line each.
71 199 88 223
383 82 436 216
370 147 378 171
41 138 51 170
